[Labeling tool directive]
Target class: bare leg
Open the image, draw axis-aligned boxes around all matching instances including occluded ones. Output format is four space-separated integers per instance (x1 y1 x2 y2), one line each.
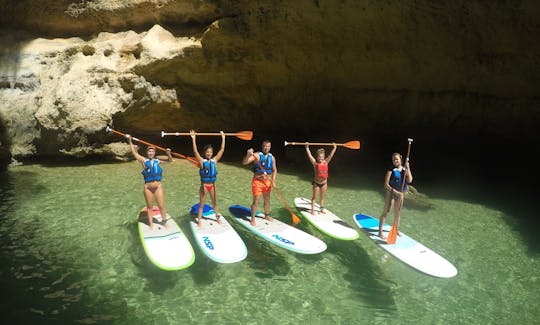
154 184 168 228
197 185 206 227
143 187 155 230
208 185 222 224
311 184 319 215
250 195 261 226
378 191 393 239
319 183 328 213
263 191 273 221
394 194 403 236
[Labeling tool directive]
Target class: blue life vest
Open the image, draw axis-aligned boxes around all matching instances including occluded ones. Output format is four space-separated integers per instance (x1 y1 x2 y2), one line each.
142 159 163 183
253 152 273 175
199 159 217 183
389 167 407 191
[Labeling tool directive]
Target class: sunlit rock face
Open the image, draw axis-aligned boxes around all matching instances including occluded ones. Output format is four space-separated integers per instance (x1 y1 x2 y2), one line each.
0 0 538 167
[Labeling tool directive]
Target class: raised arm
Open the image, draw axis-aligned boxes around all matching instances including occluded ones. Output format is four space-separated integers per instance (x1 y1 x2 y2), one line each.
127 135 146 166
190 130 203 166
214 131 226 162
326 143 337 163
305 144 316 165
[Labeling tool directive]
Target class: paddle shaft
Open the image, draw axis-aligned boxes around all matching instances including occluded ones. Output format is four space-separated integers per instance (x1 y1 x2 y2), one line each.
161 131 253 141
106 127 198 166
287 141 350 147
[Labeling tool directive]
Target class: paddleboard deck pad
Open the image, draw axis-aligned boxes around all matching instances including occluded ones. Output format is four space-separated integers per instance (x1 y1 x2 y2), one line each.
353 213 457 278
294 197 359 240
189 203 248 263
138 207 195 271
228 205 327 254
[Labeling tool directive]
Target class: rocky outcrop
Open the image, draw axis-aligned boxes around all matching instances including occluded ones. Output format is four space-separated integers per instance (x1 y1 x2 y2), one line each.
0 0 539 167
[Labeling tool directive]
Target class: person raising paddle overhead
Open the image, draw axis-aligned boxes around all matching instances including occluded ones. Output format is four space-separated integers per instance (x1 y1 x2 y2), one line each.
305 143 337 215
243 140 277 226
190 130 226 227
127 135 173 231
378 152 413 239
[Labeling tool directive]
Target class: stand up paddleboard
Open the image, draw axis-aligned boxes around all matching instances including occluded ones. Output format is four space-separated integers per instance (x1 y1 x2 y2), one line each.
189 203 248 263
294 197 359 240
228 205 327 254
138 207 195 271
353 213 457 278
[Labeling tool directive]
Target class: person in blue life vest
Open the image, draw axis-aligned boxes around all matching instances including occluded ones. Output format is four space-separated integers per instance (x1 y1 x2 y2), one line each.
190 130 226 227
378 152 413 239
305 143 337 215
242 140 277 226
127 135 173 231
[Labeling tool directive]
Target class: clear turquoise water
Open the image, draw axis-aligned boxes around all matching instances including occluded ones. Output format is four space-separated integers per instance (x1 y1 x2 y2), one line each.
0 160 538 324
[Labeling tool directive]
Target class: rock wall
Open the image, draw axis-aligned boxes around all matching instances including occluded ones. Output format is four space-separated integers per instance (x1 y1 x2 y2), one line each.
0 0 539 167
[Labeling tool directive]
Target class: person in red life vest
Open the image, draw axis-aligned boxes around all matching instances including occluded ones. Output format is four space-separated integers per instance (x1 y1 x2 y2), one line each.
242 140 277 226
378 152 413 239
127 135 173 231
305 143 337 214
190 130 226 227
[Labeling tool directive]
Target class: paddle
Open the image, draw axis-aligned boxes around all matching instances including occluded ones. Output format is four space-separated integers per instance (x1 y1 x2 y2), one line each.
284 140 361 150
105 126 199 167
387 138 414 244
273 185 302 225
161 130 253 141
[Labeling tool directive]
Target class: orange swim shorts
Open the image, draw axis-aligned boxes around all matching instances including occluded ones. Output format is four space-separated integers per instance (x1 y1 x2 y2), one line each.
252 178 272 196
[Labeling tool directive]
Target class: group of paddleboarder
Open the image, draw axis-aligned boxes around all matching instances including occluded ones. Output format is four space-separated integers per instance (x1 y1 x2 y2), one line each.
125 131 412 239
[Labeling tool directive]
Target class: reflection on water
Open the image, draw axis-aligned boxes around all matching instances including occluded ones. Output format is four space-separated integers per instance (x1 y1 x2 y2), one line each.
0 161 538 324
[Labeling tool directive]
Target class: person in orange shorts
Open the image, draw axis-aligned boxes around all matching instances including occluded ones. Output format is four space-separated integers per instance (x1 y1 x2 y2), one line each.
242 140 277 226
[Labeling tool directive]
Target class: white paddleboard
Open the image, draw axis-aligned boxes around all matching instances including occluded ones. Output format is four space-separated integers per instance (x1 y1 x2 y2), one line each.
228 205 327 254
294 197 359 240
353 213 457 278
138 207 195 271
189 203 248 263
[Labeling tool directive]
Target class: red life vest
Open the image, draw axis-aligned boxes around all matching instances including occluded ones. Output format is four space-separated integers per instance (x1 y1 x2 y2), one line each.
316 161 328 179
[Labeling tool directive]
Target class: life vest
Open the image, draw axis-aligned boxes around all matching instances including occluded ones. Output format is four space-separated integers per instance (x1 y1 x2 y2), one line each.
142 159 163 183
199 159 217 183
253 152 273 175
315 161 328 179
389 167 407 191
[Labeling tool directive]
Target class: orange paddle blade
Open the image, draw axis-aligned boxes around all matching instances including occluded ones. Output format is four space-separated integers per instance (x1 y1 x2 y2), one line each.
291 213 301 225
387 223 398 244
343 140 361 150
235 131 253 141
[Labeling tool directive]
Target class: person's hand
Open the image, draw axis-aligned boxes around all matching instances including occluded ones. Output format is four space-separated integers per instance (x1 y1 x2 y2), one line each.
247 148 254 156
190 130 196 139
332 142 337 149
166 148 171 153
220 131 225 139
405 158 410 169
305 142 309 148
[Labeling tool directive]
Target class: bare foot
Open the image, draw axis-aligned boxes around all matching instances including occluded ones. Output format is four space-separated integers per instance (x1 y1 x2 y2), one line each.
264 215 273 221
378 232 386 240
216 214 223 224
310 210 315 215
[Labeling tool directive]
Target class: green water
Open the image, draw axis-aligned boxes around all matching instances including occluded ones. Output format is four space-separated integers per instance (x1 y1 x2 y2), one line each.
0 160 538 324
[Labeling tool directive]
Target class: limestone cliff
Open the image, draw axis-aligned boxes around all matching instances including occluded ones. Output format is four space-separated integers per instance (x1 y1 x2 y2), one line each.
0 0 539 167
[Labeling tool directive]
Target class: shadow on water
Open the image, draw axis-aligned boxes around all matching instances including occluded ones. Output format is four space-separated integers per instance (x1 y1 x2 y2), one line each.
0 171 131 323
328 239 398 314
